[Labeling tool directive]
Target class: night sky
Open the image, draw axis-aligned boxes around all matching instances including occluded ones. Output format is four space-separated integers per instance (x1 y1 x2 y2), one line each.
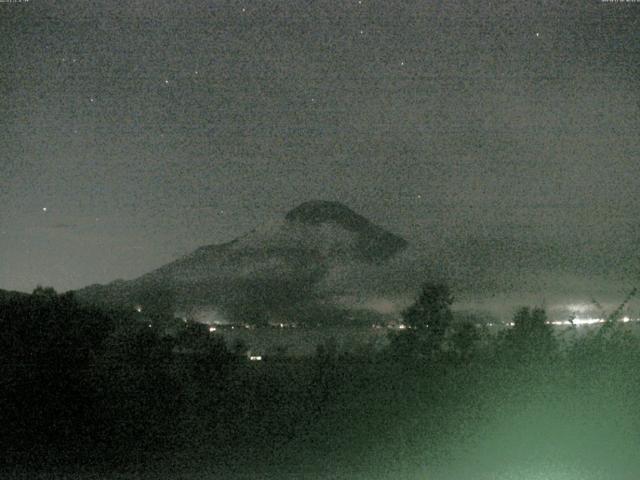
2 1 639 309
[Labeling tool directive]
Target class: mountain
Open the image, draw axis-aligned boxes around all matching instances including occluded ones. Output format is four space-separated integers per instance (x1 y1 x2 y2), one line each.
76 201 408 325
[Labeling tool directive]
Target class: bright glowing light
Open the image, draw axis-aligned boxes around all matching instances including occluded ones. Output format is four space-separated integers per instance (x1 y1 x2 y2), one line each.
249 355 262 361
135 305 142 313
573 317 604 326
546 316 637 327
209 326 217 332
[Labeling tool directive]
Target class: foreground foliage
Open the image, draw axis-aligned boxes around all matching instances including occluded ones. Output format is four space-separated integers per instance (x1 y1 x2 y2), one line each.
1 287 639 479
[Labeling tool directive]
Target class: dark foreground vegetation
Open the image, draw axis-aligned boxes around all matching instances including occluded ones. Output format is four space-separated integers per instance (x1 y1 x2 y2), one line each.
1 285 639 479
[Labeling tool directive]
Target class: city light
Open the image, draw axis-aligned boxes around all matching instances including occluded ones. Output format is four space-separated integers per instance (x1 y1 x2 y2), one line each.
548 316 638 327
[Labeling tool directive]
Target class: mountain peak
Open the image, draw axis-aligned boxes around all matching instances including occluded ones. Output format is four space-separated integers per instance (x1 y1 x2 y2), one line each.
285 201 370 231
285 200 408 262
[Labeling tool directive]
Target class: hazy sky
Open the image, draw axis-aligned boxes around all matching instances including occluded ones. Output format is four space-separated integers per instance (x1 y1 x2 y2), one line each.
1 0 639 301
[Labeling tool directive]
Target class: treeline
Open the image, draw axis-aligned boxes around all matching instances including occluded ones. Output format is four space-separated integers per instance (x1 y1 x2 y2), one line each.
1 285 639 478
0 287 237 468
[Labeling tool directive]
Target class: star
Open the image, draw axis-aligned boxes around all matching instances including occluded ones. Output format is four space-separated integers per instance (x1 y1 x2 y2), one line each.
164 79 169 84
42 207 47 212
89 97 95 103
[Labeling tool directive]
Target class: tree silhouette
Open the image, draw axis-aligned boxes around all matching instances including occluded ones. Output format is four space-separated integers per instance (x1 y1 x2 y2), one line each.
450 321 481 364
502 306 556 360
390 282 454 359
